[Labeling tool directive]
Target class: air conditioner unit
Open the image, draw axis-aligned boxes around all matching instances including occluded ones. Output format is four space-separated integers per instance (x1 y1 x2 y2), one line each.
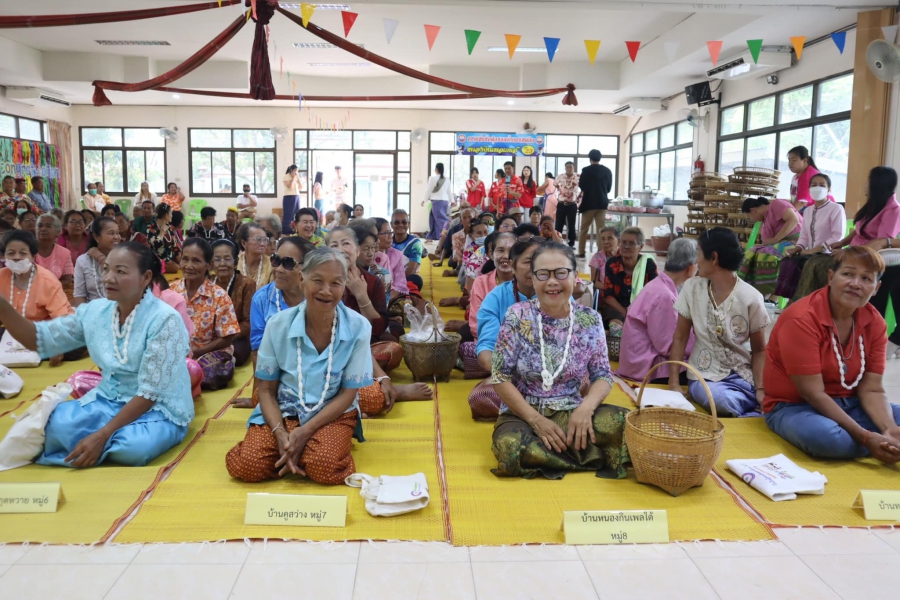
6 87 72 108
613 98 662 116
706 50 792 81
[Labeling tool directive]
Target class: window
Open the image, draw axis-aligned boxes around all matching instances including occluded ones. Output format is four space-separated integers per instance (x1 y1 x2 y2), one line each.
0 113 49 142
189 129 275 197
628 122 694 202
81 127 166 195
716 72 853 203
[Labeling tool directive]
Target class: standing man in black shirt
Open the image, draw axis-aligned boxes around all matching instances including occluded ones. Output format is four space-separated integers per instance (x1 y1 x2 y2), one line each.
577 149 613 258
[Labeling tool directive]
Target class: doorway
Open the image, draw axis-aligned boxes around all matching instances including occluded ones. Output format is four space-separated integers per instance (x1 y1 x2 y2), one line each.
354 152 396 219
311 150 353 212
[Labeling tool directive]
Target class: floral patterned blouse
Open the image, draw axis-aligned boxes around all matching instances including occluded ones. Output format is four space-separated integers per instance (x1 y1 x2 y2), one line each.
491 298 613 414
170 278 240 353
602 255 658 309
463 237 488 280
147 220 182 264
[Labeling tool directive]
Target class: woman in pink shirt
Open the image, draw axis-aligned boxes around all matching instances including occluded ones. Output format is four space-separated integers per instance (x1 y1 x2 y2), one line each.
787 146 822 213
794 166 899 302
739 196 801 297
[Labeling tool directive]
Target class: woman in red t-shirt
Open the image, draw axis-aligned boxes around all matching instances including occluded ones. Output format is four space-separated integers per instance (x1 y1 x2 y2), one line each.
465 167 487 211
763 246 900 463
519 166 537 209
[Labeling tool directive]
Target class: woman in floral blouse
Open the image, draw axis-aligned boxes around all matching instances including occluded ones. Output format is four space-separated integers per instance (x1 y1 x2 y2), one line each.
170 238 240 390
601 226 658 327
490 241 629 479
147 203 182 273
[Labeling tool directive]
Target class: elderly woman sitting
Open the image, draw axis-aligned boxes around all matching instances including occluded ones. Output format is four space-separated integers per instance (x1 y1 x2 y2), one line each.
210 239 256 367
617 238 697 384
225 248 376 485
34 214 74 295
764 246 900 462
739 196 802 298
73 217 121 307
669 227 770 417
237 222 274 288
490 242 629 479
600 226 658 327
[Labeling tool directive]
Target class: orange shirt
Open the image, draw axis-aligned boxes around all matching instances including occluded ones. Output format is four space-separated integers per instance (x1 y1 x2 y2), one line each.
763 287 886 413
161 193 183 212
0 265 73 322
170 279 240 352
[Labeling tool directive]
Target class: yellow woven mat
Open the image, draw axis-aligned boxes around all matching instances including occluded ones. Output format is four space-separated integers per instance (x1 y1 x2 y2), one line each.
0 367 253 544
436 378 774 545
714 417 900 527
115 399 447 543
0 357 97 418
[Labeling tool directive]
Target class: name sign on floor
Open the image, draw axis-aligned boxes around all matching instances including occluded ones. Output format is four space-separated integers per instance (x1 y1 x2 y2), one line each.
244 493 347 527
0 482 65 513
852 490 900 521
562 510 669 545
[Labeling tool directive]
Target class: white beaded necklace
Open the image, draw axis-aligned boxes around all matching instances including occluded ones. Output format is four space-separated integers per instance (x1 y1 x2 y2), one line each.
296 307 339 414
9 265 36 317
111 291 145 365
831 319 865 389
241 253 264 287
218 272 236 296
536 299 576 392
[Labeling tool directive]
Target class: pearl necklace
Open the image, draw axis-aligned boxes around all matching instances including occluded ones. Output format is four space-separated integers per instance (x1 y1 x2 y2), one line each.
536 299 576 392
217 273 236 296
296 307 339 414
111 291 146 364
9 266 36 317
241 254 264 287
275 288 286 311
831 320 865 390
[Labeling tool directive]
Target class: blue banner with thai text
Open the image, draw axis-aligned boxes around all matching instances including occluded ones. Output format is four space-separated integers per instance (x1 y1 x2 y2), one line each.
455 132 545 157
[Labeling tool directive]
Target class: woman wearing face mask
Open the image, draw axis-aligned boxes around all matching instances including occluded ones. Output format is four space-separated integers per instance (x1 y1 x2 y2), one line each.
81 183 100 211
15 198 38 217
236 223 273 287
793 166 900 303
738 196 802 298
73 217 121 307
425 163 454 240
490 242 629 479
211 239 256 368
787 146 823 213
775 173 846 301
0 230 73 367
58 210 90 265
147 203 182 274
0 242 193 467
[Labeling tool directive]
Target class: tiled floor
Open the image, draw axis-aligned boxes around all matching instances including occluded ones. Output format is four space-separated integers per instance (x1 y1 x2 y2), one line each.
2 241 899 599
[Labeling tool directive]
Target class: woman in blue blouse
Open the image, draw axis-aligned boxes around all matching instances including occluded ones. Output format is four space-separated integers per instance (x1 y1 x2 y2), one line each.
226 247 375 484
0 242 193 467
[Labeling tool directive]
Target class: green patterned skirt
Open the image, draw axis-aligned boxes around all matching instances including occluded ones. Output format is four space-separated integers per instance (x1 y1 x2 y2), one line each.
491 405 630 480
738 235 799 297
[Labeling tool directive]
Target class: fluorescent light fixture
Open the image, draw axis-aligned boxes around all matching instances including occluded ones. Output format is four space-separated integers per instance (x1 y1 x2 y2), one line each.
172 94 181 99
279 3 351 9
507 100 515 105
308 62 371 67
95 40 171 46
293 42 365 49
487 46 548 53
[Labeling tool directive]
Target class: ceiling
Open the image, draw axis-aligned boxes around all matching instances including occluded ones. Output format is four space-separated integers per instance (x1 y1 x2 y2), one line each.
0 0 884 112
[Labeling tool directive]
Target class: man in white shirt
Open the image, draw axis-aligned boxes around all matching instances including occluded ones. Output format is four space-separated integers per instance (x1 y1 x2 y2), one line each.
330 166 348 207
236 184 258 219
554 161 580 247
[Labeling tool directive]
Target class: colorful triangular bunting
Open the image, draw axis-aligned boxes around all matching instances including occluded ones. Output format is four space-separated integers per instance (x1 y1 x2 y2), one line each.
544 37 560 63
831 31 847 54
664 41 680 63
424 24 441 50
341 11 358 38
584 40 601 65
625 41 641 62
300 2 315 27
383 18 399 44
707 41 723 66
505 34 521 59
746 39 763 64
465 30 481 55
791 36 806 60
883 25 899 43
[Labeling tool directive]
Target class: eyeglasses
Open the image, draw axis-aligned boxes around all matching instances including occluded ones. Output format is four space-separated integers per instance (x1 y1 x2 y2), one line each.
67 220 85 226
516 235 535 242
619 241 640 248
212 256 235 264
270 254 301 271
377 230 393 237
533 268 575 281
392 220 408 226
250 235 270 244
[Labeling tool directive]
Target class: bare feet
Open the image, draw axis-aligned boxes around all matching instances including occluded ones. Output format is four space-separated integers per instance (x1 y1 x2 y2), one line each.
230 397 255 409
439 297 461 307
395 383 434 401
444 319 466 332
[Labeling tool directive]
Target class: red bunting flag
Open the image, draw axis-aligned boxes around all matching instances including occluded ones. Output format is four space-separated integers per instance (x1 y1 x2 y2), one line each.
341 11 358 38
707 41 723 66
424 24 441 51
625 41 641 62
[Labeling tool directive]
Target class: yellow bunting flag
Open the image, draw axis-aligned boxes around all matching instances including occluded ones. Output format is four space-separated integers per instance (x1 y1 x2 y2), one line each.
791 36 806 60
584 40 601 65
301 3 316 27
218 0 222 6
505 34 521 59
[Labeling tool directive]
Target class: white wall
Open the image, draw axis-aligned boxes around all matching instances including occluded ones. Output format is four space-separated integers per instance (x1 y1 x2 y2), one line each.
68 105 628 232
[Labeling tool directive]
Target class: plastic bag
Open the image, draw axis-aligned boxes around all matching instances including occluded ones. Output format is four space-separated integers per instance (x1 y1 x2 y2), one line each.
653 224 671 238
0 364 23 398
345 472 430 517
726 454 828 502
403 302 446 342
0 382 73 472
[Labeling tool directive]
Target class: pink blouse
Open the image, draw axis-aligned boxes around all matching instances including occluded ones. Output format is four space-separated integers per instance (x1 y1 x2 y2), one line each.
468 271 500 336
761 198 801 241
790 165 820 207
851 195 900 246
382 247 409 295
35 244 74 279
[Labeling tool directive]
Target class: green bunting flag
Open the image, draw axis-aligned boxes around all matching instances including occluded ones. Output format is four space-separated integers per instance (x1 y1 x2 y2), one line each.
747 39 763 63
465 30 481 55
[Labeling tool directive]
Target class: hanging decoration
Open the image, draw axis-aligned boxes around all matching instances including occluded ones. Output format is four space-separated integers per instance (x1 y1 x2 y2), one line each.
544 37 560 63
341 11 358 37
505 34 521 59
424 24 441 50
383 18 399 44
664 41 680 63
584 40 601 65
248 0 276 100
465 30 481 56
306 106 351 131
830 31 846 54
300 3 316 28
883 25 899 43
0 0 240 28
707 41 723 66
746 39 763 64
625 41 641 62
0 139 62 208
250 0 258 20
790 36 806 60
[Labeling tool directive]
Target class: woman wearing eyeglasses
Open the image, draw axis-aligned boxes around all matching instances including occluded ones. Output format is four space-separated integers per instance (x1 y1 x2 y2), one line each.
600 227 657 328
236 222 273 288
210 240 256 367
490 241 629 479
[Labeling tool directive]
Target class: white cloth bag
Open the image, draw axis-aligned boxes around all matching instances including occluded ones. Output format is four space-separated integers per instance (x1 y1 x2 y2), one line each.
0 365 24 398
0 330 41 368
726 453 828 502
639 387 696 411
345 472 430 517
0 383 72 472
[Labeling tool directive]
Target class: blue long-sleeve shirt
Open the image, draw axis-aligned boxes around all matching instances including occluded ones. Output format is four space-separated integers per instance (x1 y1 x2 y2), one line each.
475 280 535 356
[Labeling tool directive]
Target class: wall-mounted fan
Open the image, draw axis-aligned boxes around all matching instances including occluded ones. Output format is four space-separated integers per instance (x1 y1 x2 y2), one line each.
158 127 178 142
678 108 709 131
269 127 288 141
866 39 900 82
410 128 426 144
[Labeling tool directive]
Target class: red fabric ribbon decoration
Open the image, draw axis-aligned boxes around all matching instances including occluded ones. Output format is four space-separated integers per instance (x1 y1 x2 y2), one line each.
247 0 276 101
0 0 241 28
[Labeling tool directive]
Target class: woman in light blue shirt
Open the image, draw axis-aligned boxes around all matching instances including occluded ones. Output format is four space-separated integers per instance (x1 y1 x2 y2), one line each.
226 247 375 485
0 242 193 467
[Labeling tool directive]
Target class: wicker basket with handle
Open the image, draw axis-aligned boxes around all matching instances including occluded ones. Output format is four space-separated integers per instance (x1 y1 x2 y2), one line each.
625 361 724 497
399 331 461 383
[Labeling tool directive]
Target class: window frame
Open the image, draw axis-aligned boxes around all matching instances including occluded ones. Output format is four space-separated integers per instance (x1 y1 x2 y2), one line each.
188 128 277 198
0 112 49 143
629 123 693 205
79 126 168 197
